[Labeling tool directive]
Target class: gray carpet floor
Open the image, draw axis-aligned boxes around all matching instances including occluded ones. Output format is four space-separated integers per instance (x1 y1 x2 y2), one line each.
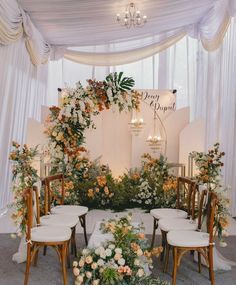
0 234 236 285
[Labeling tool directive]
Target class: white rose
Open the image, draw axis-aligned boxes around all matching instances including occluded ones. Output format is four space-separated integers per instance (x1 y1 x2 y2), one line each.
105 248 112 257
115 248 122 254
82 248 90 255
108 244 115 250
137 249 143 256
78 258 85 267
86 271 92 279
100 250 106 259
73 267 80 276
137 268 144 277
92 280 100 285
97 259 104 266
118 258 125 266
73 261 78 267
76 275 84 282
134 259 140 266
91 262 98 270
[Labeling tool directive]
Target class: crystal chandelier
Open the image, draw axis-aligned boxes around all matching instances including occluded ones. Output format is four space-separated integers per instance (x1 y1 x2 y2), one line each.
146 109 166 153
129 109 144 136
116 3 147 28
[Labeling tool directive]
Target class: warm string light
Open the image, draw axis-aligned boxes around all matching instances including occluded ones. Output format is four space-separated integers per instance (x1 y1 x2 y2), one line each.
116 3 147 28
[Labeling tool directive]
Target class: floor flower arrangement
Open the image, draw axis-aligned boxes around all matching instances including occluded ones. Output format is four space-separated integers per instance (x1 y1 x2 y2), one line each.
60 153 177 211
190 142 230 242
73 214 168 285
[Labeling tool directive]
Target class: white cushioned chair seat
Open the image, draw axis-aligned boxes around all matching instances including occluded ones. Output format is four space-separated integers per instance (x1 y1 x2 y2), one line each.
40 214 79 228
158 218 198 232
31 226 71 242
150 208 188 220
167 230 210 247
51 205 88 216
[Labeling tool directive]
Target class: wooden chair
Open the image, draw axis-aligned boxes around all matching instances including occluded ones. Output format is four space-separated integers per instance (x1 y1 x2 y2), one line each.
167 190 217 285
150 177 197 250
33 186 79 259
43 174 88 246
24 187 71 285
158 182 198 270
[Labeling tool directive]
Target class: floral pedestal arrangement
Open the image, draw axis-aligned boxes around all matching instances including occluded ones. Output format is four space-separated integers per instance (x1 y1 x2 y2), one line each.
73 214 168 285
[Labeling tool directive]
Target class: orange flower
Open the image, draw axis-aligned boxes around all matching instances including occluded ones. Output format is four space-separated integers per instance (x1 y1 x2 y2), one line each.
118 266 132 276
9 152 17 160
137 232 145 239
87 189 94 198
131 242 140 252
104 186 109 195
97 176 107 187
144 250 152 258
219 217 229 228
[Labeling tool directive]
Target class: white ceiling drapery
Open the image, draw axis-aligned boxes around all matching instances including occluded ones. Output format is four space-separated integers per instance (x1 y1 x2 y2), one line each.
63 31 186 66
1 0 235 65
0 0 50 65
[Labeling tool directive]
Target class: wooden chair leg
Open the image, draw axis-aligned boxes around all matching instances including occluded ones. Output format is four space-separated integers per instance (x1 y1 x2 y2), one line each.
151 218 158 248
61 243 68 285
67 241 70 268
161 231 166 261
43 245 47 256
172 247 178 285
71 227 77 257
33 248 39 267
208 246 215 285
79 215 88 246
198 251 202 273
70 234 74 255
164 243 170 273
24 244 32 285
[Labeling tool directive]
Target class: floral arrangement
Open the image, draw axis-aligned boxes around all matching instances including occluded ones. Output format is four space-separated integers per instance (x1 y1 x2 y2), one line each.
190 143 230 242
44 72 140 206
132 154 177 210
73 214 168 285
58 153 177 211
9 142 39 236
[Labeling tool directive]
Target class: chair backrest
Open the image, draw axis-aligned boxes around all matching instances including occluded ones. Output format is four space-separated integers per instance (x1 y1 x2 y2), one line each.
43 174 65 214
32 186 41 226
177 177 198 219
197 190 217 243
25 188 34 242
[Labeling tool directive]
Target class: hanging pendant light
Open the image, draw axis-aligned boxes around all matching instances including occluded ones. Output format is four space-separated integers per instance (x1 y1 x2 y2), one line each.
146 109 166 153
129 109 145 136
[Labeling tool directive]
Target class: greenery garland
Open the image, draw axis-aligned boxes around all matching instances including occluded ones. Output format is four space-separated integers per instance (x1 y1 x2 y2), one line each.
9 142 39 236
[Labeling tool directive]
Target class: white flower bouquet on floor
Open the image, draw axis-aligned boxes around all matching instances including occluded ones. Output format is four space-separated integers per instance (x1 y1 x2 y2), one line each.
73 214 168 285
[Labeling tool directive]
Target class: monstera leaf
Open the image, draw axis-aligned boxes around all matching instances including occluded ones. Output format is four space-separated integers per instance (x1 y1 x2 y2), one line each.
106 72 135 92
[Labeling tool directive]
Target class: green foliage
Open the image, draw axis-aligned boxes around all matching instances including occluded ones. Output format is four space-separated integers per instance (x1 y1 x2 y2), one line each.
101 267 120 285
190 142 230 241
9 142 39 235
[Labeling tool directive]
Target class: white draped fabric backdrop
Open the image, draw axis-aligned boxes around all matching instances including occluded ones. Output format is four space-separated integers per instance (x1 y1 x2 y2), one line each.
0 39 48 213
